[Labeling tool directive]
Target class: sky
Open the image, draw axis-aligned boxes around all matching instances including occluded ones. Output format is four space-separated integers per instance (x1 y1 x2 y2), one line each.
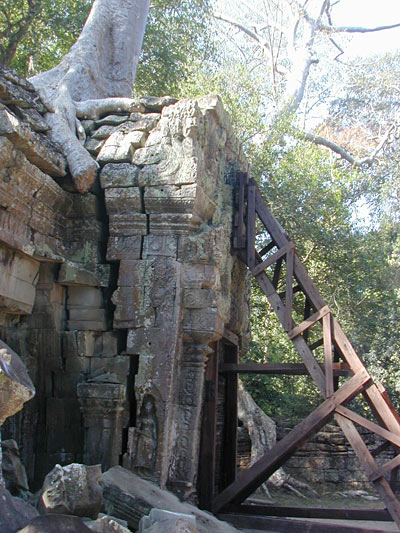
330 0 400 57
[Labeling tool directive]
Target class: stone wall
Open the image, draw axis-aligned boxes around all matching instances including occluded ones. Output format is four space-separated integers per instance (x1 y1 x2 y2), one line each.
0 65 250 498
276 421 396 492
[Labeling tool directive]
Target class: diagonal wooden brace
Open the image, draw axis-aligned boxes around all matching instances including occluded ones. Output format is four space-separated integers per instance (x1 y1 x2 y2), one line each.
212 369 371 513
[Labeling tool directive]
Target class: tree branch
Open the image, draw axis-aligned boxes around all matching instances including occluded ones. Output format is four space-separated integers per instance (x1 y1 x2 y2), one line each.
321 22 400 34
213 13 271 56
303 124 395 166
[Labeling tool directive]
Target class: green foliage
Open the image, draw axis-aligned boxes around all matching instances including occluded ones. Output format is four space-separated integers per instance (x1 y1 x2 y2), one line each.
2 1 92 75
134 0 215 97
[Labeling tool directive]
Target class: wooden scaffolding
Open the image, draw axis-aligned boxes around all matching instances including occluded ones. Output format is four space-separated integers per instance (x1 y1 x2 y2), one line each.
198 171 400 532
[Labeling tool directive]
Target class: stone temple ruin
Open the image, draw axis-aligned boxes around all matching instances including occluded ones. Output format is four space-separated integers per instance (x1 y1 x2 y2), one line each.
0 65 250 513
3 65 400 532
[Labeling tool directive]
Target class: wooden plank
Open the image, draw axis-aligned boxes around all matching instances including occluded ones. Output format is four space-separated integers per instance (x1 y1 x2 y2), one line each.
363 383 400 436
272 257 283 289
212 369 370 513
255 271 326 394
222 343 238 489
219 362 352 377
224 504 391 521
258 240 276 257
251 241 294 277
218 513 387 532
332 317 365 374
309 338 323 351
288 305 330 340
198 342 219 510
335 414 400 529
246 183 256 269
323 313 334 397
303 297 312 342
370 454 400 482
335 405 400 449
371 440 392 457
254 188 290 248
222 328 239 346
284 246 294 332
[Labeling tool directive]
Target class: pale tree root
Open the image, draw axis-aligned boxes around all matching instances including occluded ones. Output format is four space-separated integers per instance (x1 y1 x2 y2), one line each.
238 381 319 502
46 97 139 193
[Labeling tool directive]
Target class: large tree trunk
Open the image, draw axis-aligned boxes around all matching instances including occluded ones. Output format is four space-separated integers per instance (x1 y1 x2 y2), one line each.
30 0 150 192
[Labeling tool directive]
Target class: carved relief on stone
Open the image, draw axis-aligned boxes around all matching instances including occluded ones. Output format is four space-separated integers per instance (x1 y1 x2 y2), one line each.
131 394 158 480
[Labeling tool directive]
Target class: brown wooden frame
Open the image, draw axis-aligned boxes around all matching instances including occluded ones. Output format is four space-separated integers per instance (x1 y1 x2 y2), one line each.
207 172 400 531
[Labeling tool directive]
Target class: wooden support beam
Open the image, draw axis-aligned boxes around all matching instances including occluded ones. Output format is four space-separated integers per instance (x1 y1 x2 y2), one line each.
223 328 239 346
370 454 400 483
246 183 256 269
222 343 238 489
335 405 400 449
218 513 387 532
258 240 276 257
288 305 330 340
309 338 323 351
198 342 219 510
272 257 283 289
255 271 326 394
251 241 294 277
223 504 391 521
335 414 400 529
219 362 352 377
284 246 294 332
323 313 334 397
212 369 371 513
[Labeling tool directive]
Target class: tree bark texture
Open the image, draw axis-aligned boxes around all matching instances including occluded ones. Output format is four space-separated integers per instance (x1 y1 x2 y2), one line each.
30 0 150 192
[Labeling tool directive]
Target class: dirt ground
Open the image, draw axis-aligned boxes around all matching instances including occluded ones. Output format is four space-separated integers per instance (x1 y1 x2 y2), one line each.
237 489 399 532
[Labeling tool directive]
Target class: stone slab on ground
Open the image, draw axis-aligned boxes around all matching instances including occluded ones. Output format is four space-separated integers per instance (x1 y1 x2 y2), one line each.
17 514 92 532
102 466 240 533
0 484 38 533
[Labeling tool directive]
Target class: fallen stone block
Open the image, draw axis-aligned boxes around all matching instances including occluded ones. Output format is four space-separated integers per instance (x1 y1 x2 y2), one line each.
0 340 35 426
139 508 198 533
1 439 30 497
102 466 240 533
85 514 130 533
0 484 38 533
39 463 103 519
17 514 92 533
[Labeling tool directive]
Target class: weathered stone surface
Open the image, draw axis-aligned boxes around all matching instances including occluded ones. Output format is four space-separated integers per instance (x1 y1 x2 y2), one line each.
78 384 127 470
0 105 66 176
0 245 41 315
0 484 38 533
138 509 198 533
86 514 131 533
92 125 118 139
1 439 29 497
17 106 50 133
129 113 160 131
100 163 139 189
104 187 141 214
58 262 110 288
39 463 102 519
102 467 239 533
0 75 46 113
17 514 92 533
106 235 142 261
85 137 105 155
97 130 147 164
139 96 178 113
0 340 35 426
95 115 130 128
68 286 104 308
108 213 147 237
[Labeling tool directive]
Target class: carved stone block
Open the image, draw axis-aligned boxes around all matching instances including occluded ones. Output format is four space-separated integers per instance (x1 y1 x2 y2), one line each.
106 235 142 261
142 235 178 258
108 213 147 237
100 163 140 189
104 187 141 214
